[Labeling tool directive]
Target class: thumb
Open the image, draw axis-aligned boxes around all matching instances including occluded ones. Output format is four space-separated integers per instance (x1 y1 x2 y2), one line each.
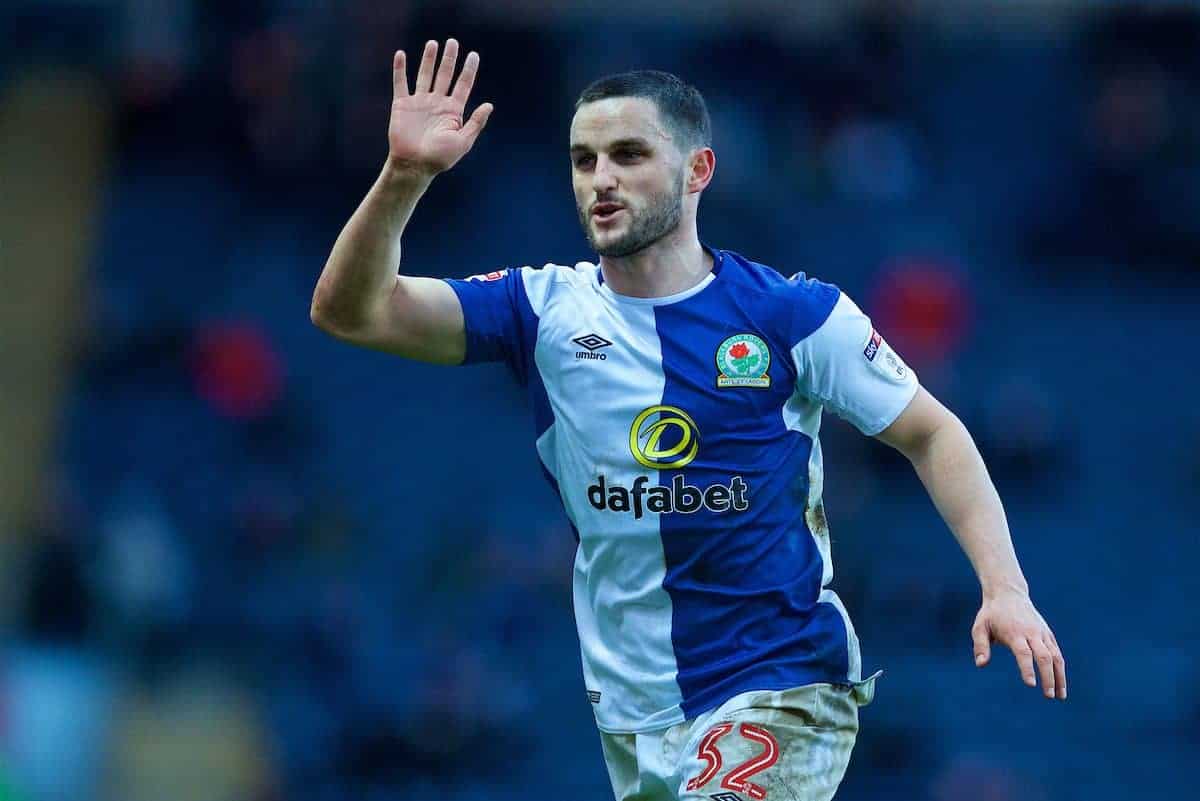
972 620 991 667
461 102 494 144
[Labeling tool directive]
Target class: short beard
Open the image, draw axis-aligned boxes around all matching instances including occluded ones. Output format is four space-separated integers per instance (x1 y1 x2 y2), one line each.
578 179 684 259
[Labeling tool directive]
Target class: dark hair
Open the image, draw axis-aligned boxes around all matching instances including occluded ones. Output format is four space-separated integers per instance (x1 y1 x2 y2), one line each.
574 70 712 152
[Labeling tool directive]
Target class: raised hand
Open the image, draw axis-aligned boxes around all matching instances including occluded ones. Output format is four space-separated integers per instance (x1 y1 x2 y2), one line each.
972 589 1067 700
388 39 494 176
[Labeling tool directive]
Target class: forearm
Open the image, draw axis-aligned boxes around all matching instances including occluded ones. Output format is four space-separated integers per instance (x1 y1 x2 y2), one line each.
906 415 1028 598
310 162 435 332
879 389 1064 697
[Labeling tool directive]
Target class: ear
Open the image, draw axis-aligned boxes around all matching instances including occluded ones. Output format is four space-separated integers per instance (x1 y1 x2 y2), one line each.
684 147 716 194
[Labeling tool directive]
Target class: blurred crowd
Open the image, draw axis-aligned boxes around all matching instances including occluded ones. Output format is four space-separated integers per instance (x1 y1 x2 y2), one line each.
1 1 1198 800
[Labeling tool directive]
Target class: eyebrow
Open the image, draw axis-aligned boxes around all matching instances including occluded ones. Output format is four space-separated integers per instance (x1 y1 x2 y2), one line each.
569 138 652 154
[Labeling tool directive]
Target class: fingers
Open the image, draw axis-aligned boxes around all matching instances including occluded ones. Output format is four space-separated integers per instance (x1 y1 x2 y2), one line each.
392 50 409 97
415 39 438 93
1011 638 1037 688
461 102 494 144
1049 635 1067 700
1010 635 1067 700
432 38 459 95
452 50 481 107
410 39 476 100
975 599 1067 701
971 620 991 667
1031 637 1057 699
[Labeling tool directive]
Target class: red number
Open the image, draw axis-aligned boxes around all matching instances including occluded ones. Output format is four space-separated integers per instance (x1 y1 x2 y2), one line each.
685 722 733 791
686 722 780 800
721 724 780 800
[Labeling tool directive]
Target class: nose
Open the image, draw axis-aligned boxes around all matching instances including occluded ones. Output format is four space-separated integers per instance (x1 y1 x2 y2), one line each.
592 155 618 195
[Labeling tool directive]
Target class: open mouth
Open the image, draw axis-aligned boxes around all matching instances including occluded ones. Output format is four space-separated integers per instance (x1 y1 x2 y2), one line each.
592 203 625 224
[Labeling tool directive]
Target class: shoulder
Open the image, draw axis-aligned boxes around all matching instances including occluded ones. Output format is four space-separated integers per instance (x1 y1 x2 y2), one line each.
460 260 595 315
717 249 842 345
461 261 585 287
523 260 597 312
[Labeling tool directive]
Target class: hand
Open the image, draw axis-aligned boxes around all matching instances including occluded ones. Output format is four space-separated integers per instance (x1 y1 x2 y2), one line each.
972 588 1067 700
388 39 494 177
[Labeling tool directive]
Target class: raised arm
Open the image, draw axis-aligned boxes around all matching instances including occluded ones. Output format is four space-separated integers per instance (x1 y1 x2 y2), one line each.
310 39 494 364
876 387 1067 701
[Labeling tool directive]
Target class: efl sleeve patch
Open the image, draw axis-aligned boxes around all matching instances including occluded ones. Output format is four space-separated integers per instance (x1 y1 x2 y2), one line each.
863 327 910 384
465 268 509 282
863 328 882 361
792 294 918 434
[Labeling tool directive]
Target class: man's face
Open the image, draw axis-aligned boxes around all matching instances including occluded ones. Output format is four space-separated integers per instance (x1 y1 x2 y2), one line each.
570 97 686 258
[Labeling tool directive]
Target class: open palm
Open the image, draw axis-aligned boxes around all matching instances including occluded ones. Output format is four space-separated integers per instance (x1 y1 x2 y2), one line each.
389 39 493 176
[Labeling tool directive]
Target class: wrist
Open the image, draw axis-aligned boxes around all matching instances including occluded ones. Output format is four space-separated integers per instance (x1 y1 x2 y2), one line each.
381 158 438 189
981 577 1030 600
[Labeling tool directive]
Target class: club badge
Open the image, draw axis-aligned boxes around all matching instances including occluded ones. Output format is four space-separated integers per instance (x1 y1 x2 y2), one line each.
716 333 771 388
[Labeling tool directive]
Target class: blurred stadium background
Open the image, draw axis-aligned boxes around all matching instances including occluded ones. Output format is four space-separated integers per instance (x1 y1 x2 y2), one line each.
1 1 1197 799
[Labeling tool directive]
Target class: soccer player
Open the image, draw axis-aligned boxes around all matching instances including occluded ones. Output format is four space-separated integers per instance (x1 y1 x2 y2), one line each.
311 39 1067 801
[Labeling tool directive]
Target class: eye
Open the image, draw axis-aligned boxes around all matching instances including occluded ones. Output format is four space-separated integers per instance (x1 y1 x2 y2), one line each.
616 149 643 160
574 153 595 168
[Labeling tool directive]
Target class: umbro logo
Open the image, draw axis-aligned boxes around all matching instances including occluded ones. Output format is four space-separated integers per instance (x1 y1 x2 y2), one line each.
710 794 743 801
573 333 612 361
573 333 612 351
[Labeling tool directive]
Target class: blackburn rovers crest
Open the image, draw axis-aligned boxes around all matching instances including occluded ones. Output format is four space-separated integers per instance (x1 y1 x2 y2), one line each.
716 333 771 388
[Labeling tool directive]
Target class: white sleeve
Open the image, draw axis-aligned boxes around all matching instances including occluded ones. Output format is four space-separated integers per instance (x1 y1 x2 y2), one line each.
791 293 919 435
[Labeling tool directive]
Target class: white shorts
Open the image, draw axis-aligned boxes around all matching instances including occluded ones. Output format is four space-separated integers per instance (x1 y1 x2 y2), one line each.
598 674 878 801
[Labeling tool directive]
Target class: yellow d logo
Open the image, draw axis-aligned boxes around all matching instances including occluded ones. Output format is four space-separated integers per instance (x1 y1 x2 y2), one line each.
629 405 700 470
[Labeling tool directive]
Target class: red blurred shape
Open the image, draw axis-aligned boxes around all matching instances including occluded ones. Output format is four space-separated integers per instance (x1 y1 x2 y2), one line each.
191 323 283 419
869 258 971 367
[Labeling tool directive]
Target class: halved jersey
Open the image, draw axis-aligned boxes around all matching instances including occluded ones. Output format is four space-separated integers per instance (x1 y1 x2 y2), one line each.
443 244 918 734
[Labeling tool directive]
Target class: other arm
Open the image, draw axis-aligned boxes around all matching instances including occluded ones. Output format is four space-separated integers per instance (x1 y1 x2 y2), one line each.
876 387 1067 700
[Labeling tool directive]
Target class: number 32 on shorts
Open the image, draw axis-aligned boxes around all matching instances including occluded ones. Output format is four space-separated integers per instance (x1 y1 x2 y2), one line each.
685 722 780 800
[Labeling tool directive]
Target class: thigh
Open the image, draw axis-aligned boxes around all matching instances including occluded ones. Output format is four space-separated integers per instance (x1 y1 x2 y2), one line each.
600 731 641 801
672 684 862 801
599 729 678 801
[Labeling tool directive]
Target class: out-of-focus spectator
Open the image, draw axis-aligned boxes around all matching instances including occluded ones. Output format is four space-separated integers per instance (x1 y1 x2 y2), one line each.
190 323 284 422
19 513 93 648
5 490 112 801
868 257 972 370
97 480 191 678
105 667 273 801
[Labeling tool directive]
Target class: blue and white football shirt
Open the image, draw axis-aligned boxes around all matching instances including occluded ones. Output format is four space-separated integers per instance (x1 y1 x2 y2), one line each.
444 244 918 734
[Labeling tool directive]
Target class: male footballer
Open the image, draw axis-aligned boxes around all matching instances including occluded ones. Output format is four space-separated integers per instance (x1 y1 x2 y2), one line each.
310 39 1067 801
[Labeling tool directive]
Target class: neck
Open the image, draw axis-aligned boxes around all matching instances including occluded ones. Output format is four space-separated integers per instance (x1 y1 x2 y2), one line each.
599 225 713 299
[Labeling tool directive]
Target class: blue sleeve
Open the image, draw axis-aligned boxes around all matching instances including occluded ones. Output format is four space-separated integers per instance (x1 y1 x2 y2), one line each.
442 268 537 385
785 271 841 345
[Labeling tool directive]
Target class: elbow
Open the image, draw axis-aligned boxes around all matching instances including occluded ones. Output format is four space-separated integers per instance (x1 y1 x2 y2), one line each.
310 290 371 342
935 410 969 446
309 298 331 331
909 412 970 466
877 387 964 461
309 296 333 332
309 288 349 335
